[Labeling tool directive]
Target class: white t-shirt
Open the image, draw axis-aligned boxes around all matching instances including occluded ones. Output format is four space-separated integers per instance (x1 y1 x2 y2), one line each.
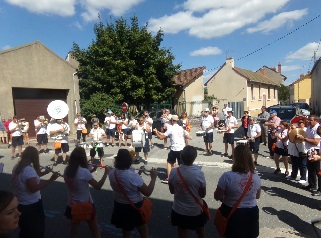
104 116 110 129
12 165 41 205
9 121 22 137
120 118 128 130
145 117 153 131
109 116 116 129
47 122 70 143
306 123 321 151
201 115 214 133
64 167 93 206
218 171 261 208
247 123 261 138
34 120 47 134
164 124 189 151
128 119 138 129
169 165 206 216
89 127 105 142
109 169 144 204
74 117 87 130
276 129 289 149
225 116 238 133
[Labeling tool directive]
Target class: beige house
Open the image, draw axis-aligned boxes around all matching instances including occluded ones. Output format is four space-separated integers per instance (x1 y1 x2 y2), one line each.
289 73 311 104
172 66 205 116
205 58 279 117
256 64 286 85
0 41 80 137
311 58 321 114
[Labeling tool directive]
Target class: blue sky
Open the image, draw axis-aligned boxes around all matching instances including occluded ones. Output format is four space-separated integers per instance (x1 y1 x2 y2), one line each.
1 0 321 85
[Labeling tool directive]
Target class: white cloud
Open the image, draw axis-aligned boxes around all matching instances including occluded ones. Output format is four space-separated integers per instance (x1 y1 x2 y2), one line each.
190 46 222 56
246 9 308 33
285 42 321 61
5 0 76 16
1 45 12 51
148 0 290 39
70 21 83 30
281 65 302 72
80 0 143 22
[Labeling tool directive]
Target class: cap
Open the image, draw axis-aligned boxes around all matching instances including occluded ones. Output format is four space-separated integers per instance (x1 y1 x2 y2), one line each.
107 109 112 114
270 110 277 115
227 108 233 112
171 115 179 121
204 108 210 112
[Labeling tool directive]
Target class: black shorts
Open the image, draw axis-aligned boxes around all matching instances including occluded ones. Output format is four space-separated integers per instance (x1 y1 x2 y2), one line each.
171 209 207 230
223 133 234 144
12 136 23 147
249 138 260 153
111 200 144 231
109 128 116 137
55 143 69 154
135 140 150 153
37 134 48 145
275 147 288 156
147 132 152 139
90 147 104 158
122 128 130 135
203 132 213 143
167 150 183 165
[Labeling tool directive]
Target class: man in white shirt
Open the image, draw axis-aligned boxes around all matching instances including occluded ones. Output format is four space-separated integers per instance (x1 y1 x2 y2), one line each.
223 110 238 159
48 118 70 165
9 116 23 159
154 115 192 183
246 118 261 165
108 111 117 146
89 122 106 167
34 115 49 154
222 104 229 117
74 113 87 143
200 108 215 155
144 110 154 148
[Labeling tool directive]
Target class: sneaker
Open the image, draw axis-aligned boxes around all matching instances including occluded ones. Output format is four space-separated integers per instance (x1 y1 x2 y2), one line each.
150 144 154 148
11 156 15 160
133 159 140 164
285 175 295 180
298 180 307 184
284 171 289 176
7 144 11 148
312 191 321 196
273 168 281 174
161 178 169 184
62 161 67 165
229 155 233 159
164 147 168 150
53 162 58 166
223 153 228 156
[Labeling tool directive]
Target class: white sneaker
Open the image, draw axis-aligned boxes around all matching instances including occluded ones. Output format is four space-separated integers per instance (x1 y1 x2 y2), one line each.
299 180 307 184
285 175 295 180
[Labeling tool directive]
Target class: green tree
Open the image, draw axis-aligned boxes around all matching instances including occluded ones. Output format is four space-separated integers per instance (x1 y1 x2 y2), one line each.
72 15 181 118
278 84 290 105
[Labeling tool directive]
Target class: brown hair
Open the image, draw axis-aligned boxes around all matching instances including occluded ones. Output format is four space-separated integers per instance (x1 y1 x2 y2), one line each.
232 145 255 173
280 121 289 129
0 191 14 214
14 146 40 176
65 147 88 178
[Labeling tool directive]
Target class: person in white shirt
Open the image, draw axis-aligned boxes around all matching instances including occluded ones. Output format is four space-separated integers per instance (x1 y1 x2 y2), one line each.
127 115 138 148
104 110 111 146
246 118 261 165
74 113 87 143
223 110 238 159
273 121 290 176
162 109 172 149
47 119 70 165
222 104 229 117
134 116 151 163
12 146 58 238
64 147 110 238
20 118 30 145
168 145 207 237
144 110 154 148
34 116 49 154
88 122 106 167
108 112 117 146
200 108 215 155
154 115 192 182
9 116 23 159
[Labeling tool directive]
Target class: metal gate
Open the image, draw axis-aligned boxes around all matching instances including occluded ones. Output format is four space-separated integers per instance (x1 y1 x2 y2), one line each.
228 102 244 119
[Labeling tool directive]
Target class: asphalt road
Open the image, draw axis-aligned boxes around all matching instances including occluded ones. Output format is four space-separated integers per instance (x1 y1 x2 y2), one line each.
1 126 321 238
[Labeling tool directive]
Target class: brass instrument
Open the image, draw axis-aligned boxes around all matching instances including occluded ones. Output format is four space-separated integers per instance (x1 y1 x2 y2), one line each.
47 100 69 140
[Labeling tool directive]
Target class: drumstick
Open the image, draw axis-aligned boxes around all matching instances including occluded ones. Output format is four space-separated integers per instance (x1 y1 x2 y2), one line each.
133 168 166 174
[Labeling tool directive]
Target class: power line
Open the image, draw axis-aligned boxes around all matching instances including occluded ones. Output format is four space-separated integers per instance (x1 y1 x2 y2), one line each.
204 14 321 73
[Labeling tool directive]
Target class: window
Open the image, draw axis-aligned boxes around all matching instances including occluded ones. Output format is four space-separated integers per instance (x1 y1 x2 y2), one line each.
268 86 271 99
251 84 254 100
273 87 276 99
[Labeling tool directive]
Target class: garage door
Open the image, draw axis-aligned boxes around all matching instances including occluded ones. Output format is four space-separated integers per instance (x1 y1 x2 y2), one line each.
13 88 68 138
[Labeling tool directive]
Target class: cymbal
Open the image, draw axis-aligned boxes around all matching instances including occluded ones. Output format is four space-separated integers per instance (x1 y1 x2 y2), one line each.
288 128 307 144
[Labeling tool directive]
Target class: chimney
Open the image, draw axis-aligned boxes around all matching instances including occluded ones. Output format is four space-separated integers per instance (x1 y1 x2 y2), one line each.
226 57 234 68
300 74 304 79
260 67 264 75
278 62 281 74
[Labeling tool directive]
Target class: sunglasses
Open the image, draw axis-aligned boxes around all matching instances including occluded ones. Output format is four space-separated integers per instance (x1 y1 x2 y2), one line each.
93 125 98 127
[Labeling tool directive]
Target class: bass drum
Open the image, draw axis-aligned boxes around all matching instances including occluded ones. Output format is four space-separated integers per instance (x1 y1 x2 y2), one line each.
132 130 144 147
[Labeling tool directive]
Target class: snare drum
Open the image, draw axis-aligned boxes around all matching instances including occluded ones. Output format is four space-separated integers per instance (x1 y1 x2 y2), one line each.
78 142 88 149
92 141 104 148
132 130 144 147
236 139 249 146
196 131 205 137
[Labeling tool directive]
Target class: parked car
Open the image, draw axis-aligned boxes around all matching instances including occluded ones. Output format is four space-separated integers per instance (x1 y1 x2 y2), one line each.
267 105 296 123
291 102 310 110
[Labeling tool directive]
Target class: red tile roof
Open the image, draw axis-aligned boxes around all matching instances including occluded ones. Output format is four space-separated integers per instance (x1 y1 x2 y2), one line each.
172 66 206 86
